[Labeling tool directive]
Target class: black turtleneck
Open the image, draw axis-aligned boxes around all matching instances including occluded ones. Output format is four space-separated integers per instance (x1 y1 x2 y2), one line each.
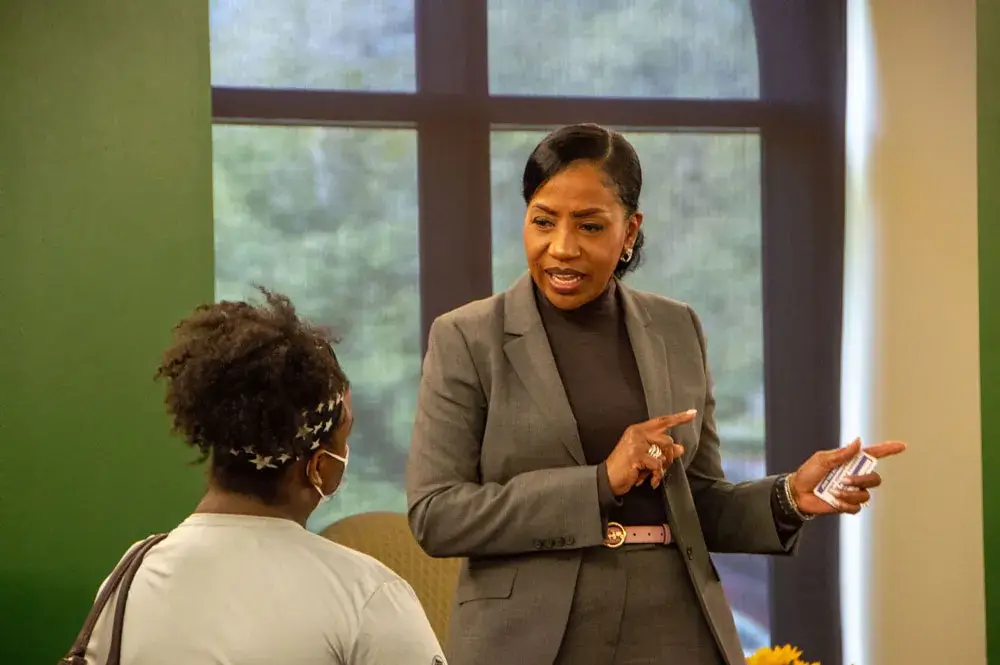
535 280 667 526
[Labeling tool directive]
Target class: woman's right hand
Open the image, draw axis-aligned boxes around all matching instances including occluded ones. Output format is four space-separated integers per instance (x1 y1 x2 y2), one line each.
605 409 697 496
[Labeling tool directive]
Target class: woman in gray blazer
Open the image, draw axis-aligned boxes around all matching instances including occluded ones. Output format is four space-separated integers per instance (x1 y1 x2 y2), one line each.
406 124 905 665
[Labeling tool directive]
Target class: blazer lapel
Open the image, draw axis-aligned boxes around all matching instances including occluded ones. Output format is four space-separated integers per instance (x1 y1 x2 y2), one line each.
502 273 588 465
620 283 693 502
619 281 674 423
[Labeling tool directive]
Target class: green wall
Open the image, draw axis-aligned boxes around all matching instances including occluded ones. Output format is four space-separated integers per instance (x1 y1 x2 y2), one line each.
0 2 213 661
982 1 1000 662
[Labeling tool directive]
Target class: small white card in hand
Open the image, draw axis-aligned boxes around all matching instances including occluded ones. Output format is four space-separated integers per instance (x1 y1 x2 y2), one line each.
813 452 877 508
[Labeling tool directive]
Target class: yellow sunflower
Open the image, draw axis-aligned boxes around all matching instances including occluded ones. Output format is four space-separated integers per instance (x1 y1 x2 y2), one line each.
746 644 819 665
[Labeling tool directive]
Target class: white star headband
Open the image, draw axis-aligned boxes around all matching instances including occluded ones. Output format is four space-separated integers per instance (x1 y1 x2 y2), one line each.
228 392 345 470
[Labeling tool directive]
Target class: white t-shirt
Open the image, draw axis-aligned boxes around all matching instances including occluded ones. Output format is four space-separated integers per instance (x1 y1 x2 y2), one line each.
84 513 446 665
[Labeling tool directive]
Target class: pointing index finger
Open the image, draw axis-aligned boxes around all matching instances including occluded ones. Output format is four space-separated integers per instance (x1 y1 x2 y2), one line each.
649 409 698 430
862 440 908 459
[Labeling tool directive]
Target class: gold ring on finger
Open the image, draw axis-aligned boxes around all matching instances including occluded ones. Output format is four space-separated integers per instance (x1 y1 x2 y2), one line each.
647 444 663 459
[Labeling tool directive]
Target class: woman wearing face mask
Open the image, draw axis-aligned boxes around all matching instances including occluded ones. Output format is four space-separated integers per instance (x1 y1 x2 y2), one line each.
78 288 445 665
406 124 907 665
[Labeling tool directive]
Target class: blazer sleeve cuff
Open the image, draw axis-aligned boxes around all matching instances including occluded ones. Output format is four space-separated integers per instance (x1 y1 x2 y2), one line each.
596 461 622 521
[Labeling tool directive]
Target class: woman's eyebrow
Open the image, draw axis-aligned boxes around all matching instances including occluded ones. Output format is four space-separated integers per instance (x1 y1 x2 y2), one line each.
531 203 607 217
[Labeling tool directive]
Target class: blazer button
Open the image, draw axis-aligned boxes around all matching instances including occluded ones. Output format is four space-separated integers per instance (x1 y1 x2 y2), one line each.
533 540 544 549
686 547 694 561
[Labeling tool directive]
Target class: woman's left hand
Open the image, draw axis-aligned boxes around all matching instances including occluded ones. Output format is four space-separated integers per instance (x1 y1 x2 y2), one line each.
788 438 908 516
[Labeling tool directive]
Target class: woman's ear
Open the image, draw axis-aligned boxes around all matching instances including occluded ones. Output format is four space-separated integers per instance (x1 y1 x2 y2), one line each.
304 450 323 487
628 212 644 242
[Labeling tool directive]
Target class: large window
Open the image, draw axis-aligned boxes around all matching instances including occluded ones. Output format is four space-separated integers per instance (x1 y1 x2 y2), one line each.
210 0 845 659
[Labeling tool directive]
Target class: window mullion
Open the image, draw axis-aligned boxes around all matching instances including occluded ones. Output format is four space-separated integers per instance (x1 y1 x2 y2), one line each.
415 0 492 353
752 0 847 659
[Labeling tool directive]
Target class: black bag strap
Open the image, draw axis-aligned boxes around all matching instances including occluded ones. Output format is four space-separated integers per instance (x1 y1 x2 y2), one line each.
59 533 168 665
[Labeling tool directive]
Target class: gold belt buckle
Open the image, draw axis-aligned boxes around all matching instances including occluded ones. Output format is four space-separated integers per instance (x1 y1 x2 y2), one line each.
603 521 627 548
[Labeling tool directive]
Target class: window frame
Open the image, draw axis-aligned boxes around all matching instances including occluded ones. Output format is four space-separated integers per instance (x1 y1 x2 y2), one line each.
210 1 845 658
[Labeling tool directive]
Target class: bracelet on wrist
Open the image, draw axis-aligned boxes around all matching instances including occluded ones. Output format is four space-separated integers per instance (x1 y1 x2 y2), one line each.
778 474 815 522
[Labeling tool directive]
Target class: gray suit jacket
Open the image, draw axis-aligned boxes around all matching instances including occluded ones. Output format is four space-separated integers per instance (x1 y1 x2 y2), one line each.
406 274 798 665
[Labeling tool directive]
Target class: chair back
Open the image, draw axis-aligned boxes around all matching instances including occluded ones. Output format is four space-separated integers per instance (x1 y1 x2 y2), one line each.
321 511 461 646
